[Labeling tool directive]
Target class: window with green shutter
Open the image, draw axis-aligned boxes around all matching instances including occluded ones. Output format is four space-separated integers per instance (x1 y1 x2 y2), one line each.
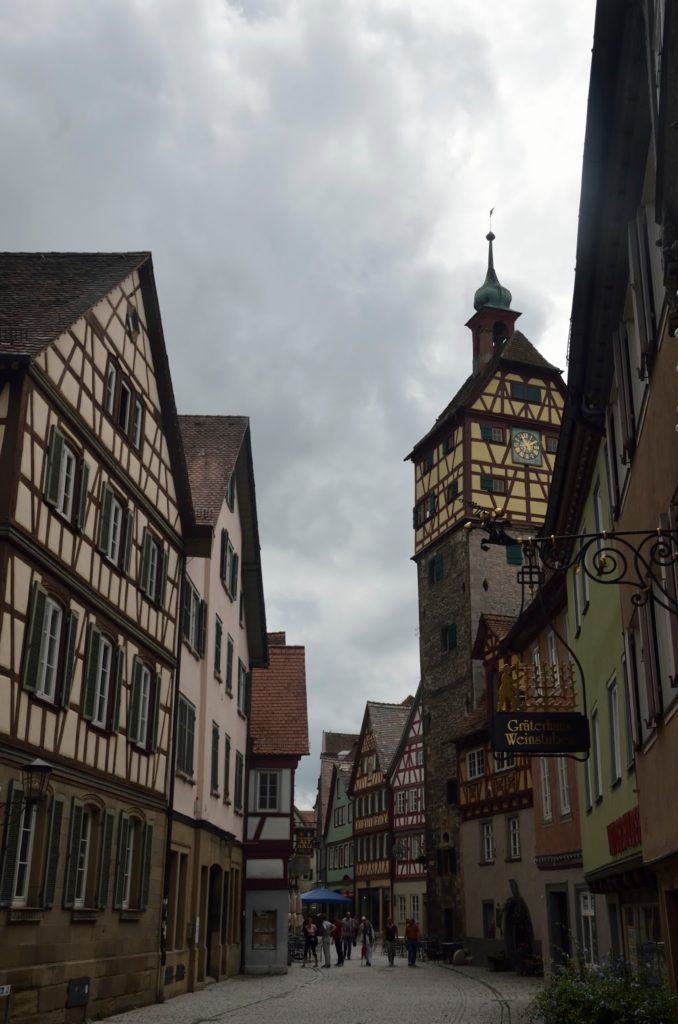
506 544 523 566
446 479 459 503
97 809 115 909
82 626 121 733
441 624 457 654
223 734 231 803
97 482 132 570
234 752 244 811
176 695 196 776
41 794 64 909
214 618 223 677
21 583 79 709
225 635 234 692
211 723 220 795
139 528 167 605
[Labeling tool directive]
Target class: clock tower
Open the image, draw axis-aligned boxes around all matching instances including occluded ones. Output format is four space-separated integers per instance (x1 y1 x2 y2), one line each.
406 234 565 941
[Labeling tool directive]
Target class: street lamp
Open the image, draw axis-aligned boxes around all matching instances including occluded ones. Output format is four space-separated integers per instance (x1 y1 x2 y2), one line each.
20 758 53 805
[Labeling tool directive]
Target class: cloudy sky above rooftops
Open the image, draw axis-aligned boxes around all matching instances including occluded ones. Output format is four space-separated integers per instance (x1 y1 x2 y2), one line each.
0 0 595 805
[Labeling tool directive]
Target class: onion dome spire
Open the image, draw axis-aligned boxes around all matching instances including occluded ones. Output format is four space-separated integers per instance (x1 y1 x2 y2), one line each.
473 231 512 311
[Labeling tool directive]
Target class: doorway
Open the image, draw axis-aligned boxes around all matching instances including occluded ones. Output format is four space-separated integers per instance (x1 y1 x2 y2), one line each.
206 865 223 980
547 888 571 965
503 896 534 962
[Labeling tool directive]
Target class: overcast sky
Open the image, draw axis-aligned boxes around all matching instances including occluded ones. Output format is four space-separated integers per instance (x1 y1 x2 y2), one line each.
0 0 596 806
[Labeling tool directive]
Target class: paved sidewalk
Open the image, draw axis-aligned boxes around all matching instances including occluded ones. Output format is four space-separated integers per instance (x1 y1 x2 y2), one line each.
104 955 543 1024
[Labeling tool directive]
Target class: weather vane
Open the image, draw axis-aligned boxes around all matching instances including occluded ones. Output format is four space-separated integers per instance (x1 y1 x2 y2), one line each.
489 207 495 233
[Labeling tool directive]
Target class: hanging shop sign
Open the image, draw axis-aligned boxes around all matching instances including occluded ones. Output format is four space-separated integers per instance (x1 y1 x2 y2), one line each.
490 711 590 754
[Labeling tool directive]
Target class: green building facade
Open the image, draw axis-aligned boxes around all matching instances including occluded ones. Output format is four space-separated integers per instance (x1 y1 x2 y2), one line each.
324 763 354 897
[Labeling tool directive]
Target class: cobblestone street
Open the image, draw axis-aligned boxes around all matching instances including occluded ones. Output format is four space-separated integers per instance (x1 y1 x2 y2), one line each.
105 958 542 1024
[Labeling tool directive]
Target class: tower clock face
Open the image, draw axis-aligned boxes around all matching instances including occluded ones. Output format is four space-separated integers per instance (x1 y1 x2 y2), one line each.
511 428 542 465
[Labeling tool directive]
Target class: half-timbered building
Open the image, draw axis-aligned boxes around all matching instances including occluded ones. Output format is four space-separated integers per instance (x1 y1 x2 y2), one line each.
163 415 268 996
406 239 566 941
245 632 309 973
324 761 354 901
0 253 194 1021
388 687 426 933
349 699 411 932
458 614 540 966
314 730 358 888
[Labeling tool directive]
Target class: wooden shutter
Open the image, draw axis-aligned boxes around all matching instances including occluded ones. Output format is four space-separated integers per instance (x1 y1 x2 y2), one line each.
157 547 168 608
245 672 252 716
41 795 64 908
127 659 142 743
97 483 113 553
75 460 90 531
113 813 130 909
629 211 657 362
214 619 222 675
220 529 229 582
186 704 195 775
139 530 151 594
122 509 134 574
110 646 124 732
612 328 635 460
640 602 661 723
0 782 24 906
181 579 191 641
63 798 84 908
197 600 207 658
44 425 64 506
21 581 47 693
139 822 154 910
149 675 161 753
97 809 115 909
226 638 234 691
224 735 231 800
211 723 219 792
230 552 239 598
60 610 79 709
82 625 100 721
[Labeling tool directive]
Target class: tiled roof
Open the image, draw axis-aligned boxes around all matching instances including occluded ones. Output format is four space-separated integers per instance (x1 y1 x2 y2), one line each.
296 809 315 828
317 741 358 835
407 330 560 458
472 612 517 659
178 415 248 526
367 701 412 773
482 614 515 640
452 706 489 744
0 252 149 357
269 631 287 646
250 636 309 757
322 731 360 756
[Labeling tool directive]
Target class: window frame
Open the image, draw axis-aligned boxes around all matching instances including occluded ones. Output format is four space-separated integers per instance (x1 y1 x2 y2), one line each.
608 675 622 785
257 771 280 812
176 694 196 776
481 820 494 864
557 755 571 816
35 596 64 702
539 757 553 823
507 815 521 860
467 747 485 781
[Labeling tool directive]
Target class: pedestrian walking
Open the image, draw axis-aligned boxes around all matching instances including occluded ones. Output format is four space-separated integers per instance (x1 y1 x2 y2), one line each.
318 913 334 968
405 917 420 966
341 913 353 961
301 916 318 967
360 916 375 966
333 914 345 965
384 918 398 966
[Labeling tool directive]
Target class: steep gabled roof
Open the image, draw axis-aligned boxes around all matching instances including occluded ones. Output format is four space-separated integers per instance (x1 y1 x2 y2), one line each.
179 415 267 665
406 330 562 459
179 416 249 527
322 731 360 756
387 683 423 779
348 699 412 794
295 808 316 829
471 613 515 660
250 634 309 757
0 252 149 358
0 252 196 536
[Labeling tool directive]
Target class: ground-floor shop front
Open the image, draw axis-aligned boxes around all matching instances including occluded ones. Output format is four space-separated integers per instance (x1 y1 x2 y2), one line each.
356 872 391 933
587 855 662 979
392 879 426 935
164 816 242 998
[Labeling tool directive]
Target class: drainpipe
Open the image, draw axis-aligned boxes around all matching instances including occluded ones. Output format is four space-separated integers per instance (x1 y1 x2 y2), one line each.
240 731 253 972
157 549 186 1000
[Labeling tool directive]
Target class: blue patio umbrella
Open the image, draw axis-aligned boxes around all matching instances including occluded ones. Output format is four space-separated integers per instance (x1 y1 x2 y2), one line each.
300 887 352 904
